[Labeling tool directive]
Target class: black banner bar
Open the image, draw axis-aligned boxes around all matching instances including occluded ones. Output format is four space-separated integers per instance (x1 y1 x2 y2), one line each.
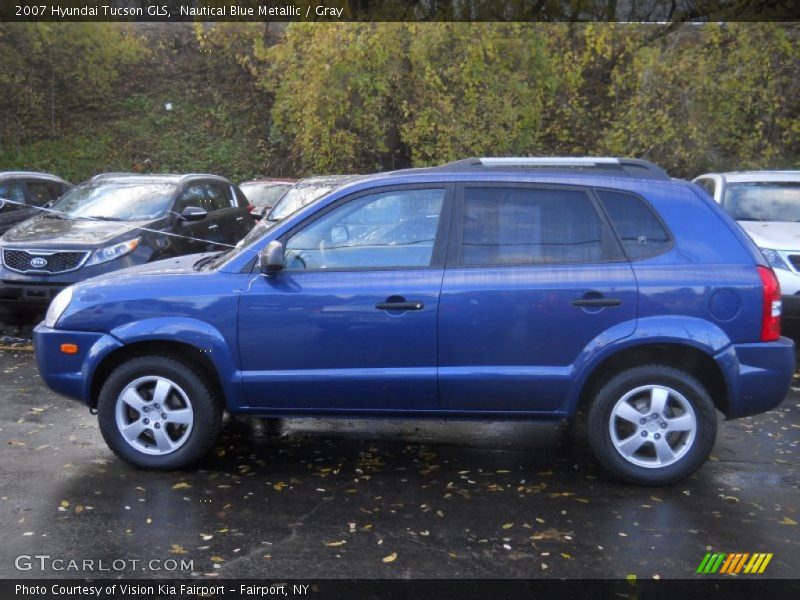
3 579 800 600
2 0 800 22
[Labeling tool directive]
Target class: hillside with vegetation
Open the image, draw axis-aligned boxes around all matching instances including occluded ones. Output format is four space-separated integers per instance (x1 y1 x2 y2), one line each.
0 22 798 184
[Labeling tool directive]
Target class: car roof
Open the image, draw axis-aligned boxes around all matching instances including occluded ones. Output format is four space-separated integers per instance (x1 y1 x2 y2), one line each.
0 171 69 183
87 173 232 185
701 171 800 183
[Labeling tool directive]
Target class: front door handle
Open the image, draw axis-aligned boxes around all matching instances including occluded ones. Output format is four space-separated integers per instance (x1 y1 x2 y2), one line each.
571 297 622 308
375 300 424 311
207 223 219 230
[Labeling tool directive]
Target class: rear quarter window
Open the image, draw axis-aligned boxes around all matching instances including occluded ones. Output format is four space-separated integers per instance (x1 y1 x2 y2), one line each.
596 189 671 260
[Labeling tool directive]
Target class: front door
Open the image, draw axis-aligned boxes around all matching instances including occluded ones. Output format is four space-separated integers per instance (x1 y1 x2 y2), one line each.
438 183 638 413
237 185 451 411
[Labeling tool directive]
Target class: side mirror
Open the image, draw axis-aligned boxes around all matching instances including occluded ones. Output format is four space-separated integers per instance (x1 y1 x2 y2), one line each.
259 240 284 275
179 206 207 222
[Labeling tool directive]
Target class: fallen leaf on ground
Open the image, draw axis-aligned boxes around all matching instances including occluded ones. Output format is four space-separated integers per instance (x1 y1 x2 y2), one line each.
382 552 397 563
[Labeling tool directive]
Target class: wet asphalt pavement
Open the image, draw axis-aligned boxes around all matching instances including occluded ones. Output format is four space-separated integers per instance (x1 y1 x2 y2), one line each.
0 327 798 581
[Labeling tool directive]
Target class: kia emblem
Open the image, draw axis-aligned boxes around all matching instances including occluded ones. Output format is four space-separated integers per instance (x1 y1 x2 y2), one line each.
30 256 48 269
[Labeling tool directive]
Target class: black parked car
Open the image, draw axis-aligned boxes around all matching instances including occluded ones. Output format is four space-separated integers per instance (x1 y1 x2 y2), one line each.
0 171 72 235
0 173 253 312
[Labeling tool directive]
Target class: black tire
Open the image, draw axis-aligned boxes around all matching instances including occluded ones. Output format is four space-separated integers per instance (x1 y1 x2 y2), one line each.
97 355 222 470
587 365 717 486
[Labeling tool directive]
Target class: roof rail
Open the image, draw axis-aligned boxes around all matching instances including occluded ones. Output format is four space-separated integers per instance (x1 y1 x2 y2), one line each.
437 157 670 180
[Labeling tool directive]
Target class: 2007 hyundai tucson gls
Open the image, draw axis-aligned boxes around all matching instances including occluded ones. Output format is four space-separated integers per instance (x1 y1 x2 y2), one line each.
34 158 794 485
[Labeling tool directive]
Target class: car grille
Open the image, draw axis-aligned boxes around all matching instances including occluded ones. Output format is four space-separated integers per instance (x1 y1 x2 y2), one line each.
2 249 89 274
788 255 800 272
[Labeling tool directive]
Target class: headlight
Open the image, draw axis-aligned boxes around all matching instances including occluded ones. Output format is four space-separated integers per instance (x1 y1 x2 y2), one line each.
45 286 74 328
86 238 140 266
760 248 791 271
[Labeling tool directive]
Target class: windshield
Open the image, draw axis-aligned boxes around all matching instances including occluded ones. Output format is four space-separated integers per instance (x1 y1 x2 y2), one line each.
240 183 292 209
50 183 177 221
269 185 335 221
724 182 800 222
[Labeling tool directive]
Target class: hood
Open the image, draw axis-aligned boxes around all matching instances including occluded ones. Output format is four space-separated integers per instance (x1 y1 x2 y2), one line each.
738 220 800 252
79 252 211 285
1 215 147 247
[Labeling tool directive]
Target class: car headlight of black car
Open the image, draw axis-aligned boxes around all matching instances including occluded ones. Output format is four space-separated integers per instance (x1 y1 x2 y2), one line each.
86 237 141 266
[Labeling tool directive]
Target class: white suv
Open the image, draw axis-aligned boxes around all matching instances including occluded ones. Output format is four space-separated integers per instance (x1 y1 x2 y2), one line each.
694 171 800 317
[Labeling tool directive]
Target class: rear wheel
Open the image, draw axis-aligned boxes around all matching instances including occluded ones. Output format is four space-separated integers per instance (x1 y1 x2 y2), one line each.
97 356 222 469
587 365 717 485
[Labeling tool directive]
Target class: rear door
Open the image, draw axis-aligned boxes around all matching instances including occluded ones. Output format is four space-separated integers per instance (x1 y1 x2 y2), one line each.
437 183 638 413
203 182 250 246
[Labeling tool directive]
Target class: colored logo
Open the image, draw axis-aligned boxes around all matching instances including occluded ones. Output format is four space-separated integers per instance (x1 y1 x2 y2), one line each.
697 552 773 574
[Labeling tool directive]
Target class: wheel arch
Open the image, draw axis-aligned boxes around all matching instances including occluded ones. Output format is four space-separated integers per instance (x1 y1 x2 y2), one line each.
571 342 730 419
89 339 228 410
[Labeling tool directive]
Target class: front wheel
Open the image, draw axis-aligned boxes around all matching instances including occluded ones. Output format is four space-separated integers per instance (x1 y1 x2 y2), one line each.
97 356 222 469
587 365 717 485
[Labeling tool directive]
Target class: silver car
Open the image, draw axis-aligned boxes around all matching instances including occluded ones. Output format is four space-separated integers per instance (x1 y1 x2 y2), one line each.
694 170 800 317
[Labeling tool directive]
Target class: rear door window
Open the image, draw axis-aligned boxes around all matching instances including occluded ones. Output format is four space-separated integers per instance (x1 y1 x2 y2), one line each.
204 183 234 211
458 186 614 266
596 189 671 260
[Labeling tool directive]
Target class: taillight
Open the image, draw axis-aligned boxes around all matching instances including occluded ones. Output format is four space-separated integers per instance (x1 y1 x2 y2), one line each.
757 266 781 342
247 204 255 213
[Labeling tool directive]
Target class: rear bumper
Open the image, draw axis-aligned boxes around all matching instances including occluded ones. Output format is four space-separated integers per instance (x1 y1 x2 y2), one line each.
34 324 123 406
717 336 795 419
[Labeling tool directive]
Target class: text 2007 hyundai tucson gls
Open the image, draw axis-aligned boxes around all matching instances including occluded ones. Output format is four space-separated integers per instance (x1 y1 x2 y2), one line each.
34 158 794 485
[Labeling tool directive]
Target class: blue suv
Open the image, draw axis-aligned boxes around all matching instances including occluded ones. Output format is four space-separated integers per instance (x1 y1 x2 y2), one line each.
34 158 794 485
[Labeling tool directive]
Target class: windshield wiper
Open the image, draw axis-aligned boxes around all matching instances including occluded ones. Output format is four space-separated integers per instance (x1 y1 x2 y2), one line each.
43 213 68 219
80 215 124 221
194 253 222 271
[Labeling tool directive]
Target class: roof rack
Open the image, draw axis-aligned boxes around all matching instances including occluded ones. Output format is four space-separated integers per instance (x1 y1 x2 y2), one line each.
437 157 670 180
90 172 139 180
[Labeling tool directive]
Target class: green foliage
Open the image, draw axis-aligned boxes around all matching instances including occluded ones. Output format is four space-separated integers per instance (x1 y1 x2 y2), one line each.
1 23 798 182
262 22 800 177
0 23 146 138
601 23 800 174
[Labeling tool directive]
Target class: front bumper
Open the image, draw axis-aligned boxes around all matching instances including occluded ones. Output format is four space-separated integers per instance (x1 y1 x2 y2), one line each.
718 336 795 419
34 324 123 406
0 254 141 308
0 280 70 307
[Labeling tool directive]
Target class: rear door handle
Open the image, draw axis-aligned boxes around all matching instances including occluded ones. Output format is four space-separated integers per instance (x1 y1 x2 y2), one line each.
235 216 244 221
571 297 622 308
375 300 424 311
207 224 219 230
